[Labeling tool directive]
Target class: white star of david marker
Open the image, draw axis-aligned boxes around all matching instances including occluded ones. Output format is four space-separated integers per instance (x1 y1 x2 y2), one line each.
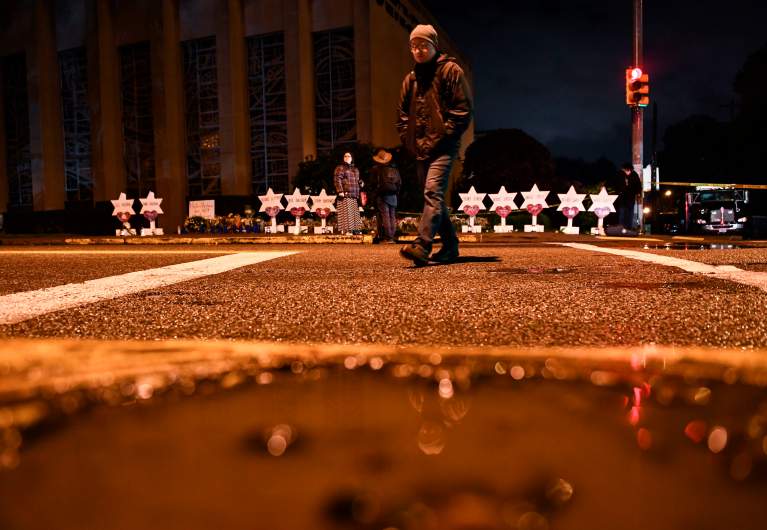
588 187 618 213
284 188 310 212
557 185 587 211
111 192 135 216
139 190 163 214
519 184 549 209
488 186 518 212
457 186 487 211
258 188 284 212
309 189 337 212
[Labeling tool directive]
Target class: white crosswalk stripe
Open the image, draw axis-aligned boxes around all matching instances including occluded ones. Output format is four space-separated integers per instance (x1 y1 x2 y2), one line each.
0 251 298 325
558 243 767 292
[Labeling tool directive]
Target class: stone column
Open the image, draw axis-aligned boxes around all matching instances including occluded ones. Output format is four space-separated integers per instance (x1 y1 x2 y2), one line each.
284 0 316 187
0 65 7 214
151 0 186 232
217 0 251 197
27 0 66 211
86 0 125 202
353 0 372 144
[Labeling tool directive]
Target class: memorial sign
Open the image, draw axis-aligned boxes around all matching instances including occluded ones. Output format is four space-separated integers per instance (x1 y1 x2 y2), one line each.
111 192 136 236
557 185 587 234
310 189 337 234
188 200 215 219
285 188 310 235
489 186 517 233
258 188 285 233
457 186 486 233
520 184 549 233
140 191 164 236
588 187 618 235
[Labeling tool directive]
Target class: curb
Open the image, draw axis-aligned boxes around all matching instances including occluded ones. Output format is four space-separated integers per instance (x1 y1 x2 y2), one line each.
1 234 376 245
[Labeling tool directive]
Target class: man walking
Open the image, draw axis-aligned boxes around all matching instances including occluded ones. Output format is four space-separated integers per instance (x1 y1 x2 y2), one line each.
370 148 401 243
397 24 473 266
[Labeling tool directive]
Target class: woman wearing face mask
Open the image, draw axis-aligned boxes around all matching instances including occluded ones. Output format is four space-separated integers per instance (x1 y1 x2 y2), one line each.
333 152 363 234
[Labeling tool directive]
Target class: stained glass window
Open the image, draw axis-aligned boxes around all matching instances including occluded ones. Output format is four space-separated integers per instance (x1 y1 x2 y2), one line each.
313 27 357 157
119 42 156 197
247 32 288 195
2 53 32 209
182 36 221 197
59 47 92 203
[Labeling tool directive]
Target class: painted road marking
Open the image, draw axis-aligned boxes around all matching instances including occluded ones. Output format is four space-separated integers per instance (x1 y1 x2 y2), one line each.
559 242 767 292
0 250 238 255
595 236 662 242
0 251 298 325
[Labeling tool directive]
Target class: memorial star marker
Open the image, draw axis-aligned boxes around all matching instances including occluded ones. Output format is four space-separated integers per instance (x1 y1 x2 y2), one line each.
310 189 337 234
557 185 587 234
488 186 518 233
111 192 136 236
457 186 486 233
520 184 549 233
258 188 285 233
139 190 164 236
285 188 310 235
588 187 618 235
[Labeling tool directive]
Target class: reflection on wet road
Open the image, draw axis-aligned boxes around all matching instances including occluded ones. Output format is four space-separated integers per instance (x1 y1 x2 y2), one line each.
1 353 766 530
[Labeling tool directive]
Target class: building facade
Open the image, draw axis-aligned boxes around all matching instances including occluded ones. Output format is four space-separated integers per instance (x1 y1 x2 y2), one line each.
0 0 473 232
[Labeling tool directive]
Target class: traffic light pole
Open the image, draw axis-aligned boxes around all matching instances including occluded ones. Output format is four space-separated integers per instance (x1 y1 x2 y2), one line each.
633 0 645 232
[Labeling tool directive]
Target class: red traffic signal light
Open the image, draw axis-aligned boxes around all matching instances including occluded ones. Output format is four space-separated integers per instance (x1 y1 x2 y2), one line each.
625 68 650 107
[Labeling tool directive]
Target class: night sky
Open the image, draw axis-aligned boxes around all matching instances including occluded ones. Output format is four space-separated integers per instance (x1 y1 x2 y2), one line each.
420 0 767 164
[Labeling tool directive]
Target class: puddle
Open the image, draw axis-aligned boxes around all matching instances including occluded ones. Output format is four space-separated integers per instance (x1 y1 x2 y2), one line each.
643 243 745 250
1 355 766 529
493 267 573 274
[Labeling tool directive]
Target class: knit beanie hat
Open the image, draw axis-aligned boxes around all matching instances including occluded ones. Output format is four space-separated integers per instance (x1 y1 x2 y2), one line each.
409 24 438 48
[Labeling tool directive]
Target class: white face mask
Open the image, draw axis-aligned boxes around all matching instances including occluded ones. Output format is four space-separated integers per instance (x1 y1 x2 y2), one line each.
343 154 352 164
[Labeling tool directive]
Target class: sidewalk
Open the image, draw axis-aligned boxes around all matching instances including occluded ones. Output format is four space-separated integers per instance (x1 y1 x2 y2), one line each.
0 230 758 246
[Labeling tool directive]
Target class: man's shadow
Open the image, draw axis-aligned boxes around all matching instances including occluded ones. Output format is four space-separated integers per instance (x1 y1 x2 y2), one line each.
412 256 500 268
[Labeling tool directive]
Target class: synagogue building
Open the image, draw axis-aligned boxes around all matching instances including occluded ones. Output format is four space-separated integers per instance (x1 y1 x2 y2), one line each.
0 0 473 231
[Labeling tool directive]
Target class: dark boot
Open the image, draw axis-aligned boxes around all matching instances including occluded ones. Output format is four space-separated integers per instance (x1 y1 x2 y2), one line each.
399 243 429 267
429 246 459 264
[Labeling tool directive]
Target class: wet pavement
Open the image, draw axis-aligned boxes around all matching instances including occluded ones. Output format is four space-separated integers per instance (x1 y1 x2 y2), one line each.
1 244 766 347
0 249 232 296
1 240 766 528
639 246 767 272
1 350 766 530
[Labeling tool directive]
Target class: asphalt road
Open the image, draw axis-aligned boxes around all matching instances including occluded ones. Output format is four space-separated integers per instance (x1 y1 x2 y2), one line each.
1 242 766 347
2 240 767 529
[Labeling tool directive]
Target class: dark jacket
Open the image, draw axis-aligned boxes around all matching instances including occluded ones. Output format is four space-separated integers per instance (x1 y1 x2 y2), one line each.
618 170 642 206
369 164 401 196
397 53 473 161
333 163 361 198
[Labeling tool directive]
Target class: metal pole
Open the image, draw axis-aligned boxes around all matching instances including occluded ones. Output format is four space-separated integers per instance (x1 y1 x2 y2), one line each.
632 0 644 231
652 101 658 189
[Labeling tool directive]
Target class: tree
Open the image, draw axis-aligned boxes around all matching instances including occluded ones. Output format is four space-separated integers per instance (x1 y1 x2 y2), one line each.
554 156 618 193
458 129 556 197
732 42 767 182
658 115 730 181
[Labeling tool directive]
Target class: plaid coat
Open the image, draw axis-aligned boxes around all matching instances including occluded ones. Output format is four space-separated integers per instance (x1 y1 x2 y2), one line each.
333 164 361 199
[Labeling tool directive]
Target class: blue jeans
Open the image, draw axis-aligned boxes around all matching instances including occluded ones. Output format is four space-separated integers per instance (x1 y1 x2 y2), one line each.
415 153 459 253
376 197 397 240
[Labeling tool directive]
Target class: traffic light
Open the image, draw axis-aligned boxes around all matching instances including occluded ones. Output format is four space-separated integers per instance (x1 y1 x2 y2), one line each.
625 67 650 107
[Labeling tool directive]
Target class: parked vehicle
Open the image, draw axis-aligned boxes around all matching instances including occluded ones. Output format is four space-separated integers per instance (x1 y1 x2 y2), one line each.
684 187 749 234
